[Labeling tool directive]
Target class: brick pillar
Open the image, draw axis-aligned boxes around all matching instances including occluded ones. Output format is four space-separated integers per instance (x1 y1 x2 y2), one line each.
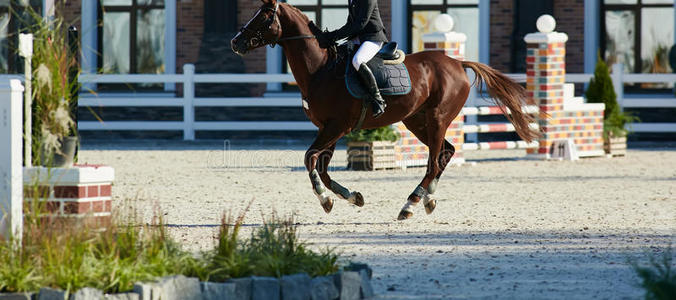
422 14 466 60
524 15 568 158
394 14 467 168
423 14 466 165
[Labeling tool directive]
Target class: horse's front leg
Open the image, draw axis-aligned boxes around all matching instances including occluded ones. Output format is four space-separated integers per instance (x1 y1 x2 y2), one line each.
305 127 344 213
318 144 364 207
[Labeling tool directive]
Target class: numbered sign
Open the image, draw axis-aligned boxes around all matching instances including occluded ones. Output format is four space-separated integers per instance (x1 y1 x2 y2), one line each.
550 139 579 161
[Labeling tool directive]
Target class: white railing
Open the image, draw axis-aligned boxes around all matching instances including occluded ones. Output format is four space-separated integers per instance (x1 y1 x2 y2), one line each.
78 65 310 140
78 63 676 140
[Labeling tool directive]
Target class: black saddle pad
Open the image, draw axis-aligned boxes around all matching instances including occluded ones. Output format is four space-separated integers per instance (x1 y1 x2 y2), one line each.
345 55 412 99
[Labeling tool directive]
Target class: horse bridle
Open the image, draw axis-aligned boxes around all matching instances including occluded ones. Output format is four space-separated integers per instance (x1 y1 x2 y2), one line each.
237 2 316 49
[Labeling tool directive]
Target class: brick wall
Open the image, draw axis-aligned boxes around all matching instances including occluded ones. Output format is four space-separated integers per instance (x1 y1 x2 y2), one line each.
489 0 584 73
177 0 205 74
56 0 81 28
237 0 267 74
553 0 584 73
378 0 392 41
489 0 515 72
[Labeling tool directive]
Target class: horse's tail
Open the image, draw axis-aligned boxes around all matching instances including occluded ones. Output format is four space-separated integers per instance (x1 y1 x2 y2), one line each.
461 61 540 143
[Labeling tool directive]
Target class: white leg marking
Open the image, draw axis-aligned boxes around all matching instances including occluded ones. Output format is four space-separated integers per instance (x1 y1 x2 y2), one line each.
400 200 416 213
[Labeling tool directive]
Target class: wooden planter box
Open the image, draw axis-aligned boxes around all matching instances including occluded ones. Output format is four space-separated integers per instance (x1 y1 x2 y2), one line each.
604 135 627 156
347 141 399 171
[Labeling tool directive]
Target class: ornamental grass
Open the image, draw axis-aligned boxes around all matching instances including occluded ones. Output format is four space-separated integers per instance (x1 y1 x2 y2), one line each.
0 197 339 294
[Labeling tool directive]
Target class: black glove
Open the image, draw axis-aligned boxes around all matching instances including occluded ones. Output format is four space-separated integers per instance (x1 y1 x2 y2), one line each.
309 21 334 49
318 31 335 49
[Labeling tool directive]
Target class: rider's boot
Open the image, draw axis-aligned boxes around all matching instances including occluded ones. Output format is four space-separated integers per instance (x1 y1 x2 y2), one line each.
357 63 386 118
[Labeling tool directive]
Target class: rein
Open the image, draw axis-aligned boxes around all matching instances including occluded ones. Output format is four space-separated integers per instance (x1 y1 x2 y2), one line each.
274 35 316 44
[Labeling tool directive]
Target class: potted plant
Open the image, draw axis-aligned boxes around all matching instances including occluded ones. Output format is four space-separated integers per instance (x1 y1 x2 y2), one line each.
345 126 400 170
28 11 79 167
585 54 638 156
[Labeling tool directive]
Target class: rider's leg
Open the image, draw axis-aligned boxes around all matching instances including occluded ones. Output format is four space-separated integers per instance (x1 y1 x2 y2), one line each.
353 41 386 118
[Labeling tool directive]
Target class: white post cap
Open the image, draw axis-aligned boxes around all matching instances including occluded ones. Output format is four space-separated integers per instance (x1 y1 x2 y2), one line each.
536 14 556 33
434 14 454 33
524 14 568 44
18 33 33 58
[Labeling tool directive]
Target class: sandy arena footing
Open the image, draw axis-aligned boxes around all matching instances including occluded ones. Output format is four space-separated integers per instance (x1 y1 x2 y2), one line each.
79 143 675 299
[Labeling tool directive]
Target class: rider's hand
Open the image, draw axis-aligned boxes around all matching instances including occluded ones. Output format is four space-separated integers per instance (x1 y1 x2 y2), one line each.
309 21 334 49
318 31 335 49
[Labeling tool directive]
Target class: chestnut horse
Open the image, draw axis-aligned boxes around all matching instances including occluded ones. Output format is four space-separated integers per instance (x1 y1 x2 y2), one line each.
231 0 538 220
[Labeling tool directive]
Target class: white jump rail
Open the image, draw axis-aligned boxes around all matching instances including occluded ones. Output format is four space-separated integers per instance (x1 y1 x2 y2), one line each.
77 63 675 140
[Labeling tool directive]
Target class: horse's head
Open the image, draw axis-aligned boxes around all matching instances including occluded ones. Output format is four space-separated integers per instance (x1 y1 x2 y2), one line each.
231 0 282 56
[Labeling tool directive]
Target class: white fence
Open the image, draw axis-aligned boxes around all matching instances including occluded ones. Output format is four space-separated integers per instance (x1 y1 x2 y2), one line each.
78 63 676 140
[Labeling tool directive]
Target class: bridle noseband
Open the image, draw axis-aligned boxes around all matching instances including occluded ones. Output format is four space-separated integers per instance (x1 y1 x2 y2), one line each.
237 2 316 49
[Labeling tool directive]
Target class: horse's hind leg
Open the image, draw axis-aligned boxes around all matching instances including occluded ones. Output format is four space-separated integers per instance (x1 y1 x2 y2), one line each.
432 140 456 193
398 112 454 220
317 143 364 207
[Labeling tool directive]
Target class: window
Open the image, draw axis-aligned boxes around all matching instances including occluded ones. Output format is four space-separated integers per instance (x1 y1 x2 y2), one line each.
98 0 165 75
285 0 350 32
0 0 42 74
409 0 479 61
602 0 674 74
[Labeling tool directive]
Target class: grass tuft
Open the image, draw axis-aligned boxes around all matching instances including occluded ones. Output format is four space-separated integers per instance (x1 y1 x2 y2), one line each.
633 245 676 300
0 196 340 293
202 204 339 282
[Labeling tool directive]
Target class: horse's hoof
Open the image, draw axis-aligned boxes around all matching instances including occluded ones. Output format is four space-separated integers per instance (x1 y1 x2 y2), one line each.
352 192 364 207
397 210 413 220
321 197 334 214
424 198 437 215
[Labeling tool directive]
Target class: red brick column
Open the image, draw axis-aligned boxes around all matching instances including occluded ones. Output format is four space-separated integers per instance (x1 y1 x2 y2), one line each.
24 165 115 223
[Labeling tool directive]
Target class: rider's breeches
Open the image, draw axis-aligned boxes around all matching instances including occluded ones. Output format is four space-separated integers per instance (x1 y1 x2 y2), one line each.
352 41 383 70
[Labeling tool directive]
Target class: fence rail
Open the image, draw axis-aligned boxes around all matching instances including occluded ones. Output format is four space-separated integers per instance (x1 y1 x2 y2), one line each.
77 63 676 140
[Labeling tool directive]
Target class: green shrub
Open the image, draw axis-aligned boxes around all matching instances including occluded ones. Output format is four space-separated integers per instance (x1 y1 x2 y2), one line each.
633 246 676 300
585 54 638 138
345 126 399 143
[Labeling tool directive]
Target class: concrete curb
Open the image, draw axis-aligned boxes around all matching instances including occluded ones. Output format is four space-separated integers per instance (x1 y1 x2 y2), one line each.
0 265 375 300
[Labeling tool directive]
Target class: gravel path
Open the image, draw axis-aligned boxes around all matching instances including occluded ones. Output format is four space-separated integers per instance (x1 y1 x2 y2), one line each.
79 142 675 299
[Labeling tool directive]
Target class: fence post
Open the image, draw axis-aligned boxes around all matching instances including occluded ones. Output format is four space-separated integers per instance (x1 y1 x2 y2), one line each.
611 63 624 112
0 80 24 241
18 33 33 167
68 26 80 159
183 64 195 140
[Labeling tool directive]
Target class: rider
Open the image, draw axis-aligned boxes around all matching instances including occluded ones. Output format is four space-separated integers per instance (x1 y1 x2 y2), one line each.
323 0 388 118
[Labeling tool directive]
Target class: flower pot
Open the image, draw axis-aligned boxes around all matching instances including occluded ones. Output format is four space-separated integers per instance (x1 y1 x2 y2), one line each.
40 136 78 168
604 134 626 157
347 141 398 171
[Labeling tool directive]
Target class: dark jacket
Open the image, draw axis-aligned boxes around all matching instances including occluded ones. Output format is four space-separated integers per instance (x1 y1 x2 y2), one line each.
327 0 388 43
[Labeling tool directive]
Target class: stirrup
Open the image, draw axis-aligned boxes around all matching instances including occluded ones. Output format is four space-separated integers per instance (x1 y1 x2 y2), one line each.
371 98 386 118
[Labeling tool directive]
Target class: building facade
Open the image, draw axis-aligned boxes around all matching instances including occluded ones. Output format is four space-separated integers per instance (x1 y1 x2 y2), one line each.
0 0 673 140
41 0 676 91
